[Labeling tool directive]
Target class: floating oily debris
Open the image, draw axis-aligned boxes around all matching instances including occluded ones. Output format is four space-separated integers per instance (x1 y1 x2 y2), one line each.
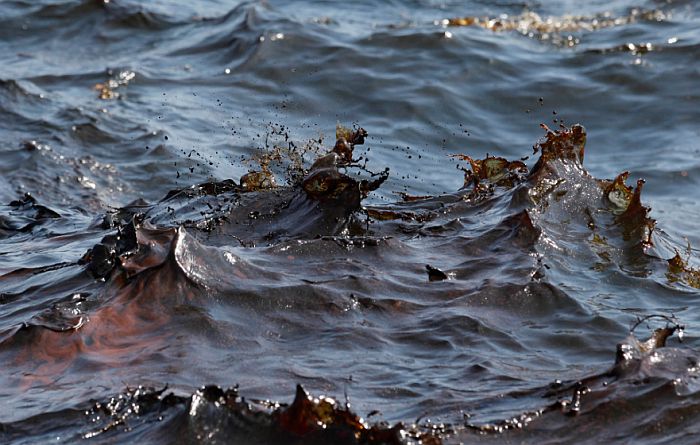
1 192 61 235
426 264 449 282
2 0 699 441
667 249 700 289
335 124 368 163
79 384 442 444
596 42 655 55
602 171 652 226
393 191 434 202
600 170 651 226
239 123 373 194
450 154 527 189
450 123 660 269
240 124 387 202
465 317 688 435
93 69 136 100
303 126 369 202
240 165 278 192
447 123 588 205
438 9 668 46
2 122 699 444
529 123 587 173
603 171 634 214
606 175 654 245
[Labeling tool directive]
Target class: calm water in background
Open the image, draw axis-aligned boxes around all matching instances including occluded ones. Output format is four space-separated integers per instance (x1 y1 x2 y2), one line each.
1 0 700 443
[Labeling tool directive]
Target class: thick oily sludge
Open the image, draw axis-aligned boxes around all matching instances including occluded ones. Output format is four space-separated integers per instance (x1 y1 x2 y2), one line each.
0 123 697 444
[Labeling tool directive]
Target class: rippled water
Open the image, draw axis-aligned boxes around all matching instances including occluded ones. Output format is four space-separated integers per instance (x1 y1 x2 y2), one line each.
1 0 700 443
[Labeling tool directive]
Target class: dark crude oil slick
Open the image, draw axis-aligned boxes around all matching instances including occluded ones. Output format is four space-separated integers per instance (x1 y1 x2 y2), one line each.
1 0 700 444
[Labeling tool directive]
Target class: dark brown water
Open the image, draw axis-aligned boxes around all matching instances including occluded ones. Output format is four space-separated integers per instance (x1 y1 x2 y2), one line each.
1 1 700 443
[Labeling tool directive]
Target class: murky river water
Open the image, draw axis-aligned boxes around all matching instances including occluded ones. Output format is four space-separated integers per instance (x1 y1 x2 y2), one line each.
1 0 700 443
